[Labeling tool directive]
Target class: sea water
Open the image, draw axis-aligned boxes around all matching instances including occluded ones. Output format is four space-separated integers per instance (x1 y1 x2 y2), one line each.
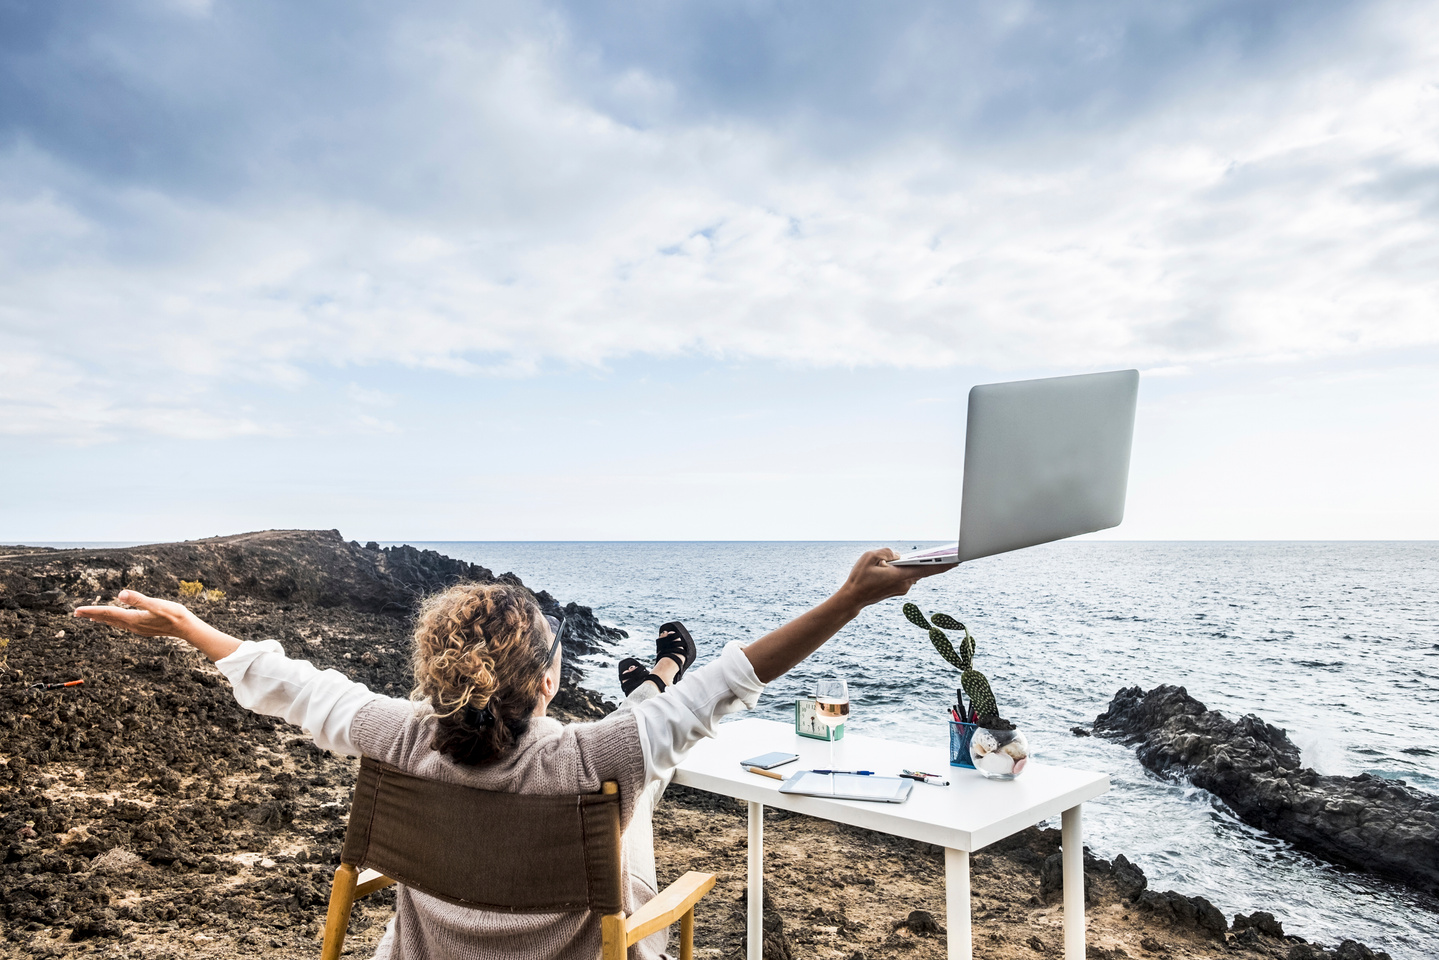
407 541 1439 958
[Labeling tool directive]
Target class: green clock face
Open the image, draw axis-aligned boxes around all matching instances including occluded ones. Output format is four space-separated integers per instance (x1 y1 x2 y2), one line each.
794 698 844 741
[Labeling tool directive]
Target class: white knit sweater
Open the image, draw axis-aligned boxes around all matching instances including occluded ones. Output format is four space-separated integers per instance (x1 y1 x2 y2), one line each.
214 641 765 959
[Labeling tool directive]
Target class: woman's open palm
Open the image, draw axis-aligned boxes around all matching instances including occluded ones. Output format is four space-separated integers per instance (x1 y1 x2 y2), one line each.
74 590 194 638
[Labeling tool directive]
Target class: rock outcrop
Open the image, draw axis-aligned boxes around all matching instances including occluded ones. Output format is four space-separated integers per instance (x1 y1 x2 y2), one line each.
1094 684 1439 895
0 529 625 682
0 532 628 951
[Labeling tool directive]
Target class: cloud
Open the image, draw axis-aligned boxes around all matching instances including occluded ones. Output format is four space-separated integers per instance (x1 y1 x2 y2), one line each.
556 0 1369 149
1 0 1437 440
0 345 276 442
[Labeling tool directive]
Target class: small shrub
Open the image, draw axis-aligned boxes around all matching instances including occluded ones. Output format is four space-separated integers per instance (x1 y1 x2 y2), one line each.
178 580 204 598
203 588 226 603
91 847 143 875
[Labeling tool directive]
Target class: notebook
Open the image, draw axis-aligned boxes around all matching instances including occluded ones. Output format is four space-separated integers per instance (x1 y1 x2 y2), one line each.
778 771 914 803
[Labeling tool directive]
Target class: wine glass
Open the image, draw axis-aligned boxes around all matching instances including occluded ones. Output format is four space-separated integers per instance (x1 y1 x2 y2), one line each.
813 678 849 795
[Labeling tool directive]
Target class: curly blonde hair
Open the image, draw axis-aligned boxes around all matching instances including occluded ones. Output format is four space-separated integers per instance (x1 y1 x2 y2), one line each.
409 582 554 765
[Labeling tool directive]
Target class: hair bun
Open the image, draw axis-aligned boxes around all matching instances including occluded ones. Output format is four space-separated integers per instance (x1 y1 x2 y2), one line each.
412 581 547 765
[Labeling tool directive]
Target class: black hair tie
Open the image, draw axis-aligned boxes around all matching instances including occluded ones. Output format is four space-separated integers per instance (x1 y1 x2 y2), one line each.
463 703 495 728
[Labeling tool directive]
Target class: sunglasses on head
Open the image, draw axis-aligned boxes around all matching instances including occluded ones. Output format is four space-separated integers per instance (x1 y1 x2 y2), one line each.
544 615 566 666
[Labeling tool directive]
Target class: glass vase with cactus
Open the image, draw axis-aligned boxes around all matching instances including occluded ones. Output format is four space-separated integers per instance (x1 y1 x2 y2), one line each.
902 603 1030 779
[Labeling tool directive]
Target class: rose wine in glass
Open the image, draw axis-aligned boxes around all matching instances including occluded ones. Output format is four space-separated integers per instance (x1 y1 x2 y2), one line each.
814 678 849 794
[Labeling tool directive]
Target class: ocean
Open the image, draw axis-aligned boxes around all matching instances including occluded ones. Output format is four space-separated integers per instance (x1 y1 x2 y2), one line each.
404 540 1439 959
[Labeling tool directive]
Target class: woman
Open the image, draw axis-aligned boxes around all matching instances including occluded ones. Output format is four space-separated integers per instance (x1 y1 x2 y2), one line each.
75 549 940 959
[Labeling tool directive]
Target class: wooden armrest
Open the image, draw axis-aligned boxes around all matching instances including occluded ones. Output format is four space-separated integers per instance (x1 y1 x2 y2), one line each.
624 871 717 947
356 868 396 898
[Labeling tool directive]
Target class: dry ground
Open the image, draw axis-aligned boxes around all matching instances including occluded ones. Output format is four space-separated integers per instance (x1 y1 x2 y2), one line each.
0 535 1372 959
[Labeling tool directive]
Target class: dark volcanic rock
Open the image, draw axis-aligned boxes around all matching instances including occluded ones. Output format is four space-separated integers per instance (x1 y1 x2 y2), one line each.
0 531 627 952
1288 941 1394 960
1094 684 1439 895
737 889 792 960
892 909 944 935
1 530 490 614
1232 911 1284 939
1133 889 1227 939
1041 846 1148 906
0 530 625 682
992 828 1388 952
550 679 618 720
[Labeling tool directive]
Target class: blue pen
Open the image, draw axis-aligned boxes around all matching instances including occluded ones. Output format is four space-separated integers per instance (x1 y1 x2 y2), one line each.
811 769 874 775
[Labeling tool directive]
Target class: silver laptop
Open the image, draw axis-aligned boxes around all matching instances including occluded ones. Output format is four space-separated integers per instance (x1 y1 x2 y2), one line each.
892 369 1139 568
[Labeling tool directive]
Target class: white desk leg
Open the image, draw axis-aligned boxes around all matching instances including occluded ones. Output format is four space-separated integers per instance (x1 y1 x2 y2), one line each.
944 847 972 960
748 801 763 960
1062 804 1085 960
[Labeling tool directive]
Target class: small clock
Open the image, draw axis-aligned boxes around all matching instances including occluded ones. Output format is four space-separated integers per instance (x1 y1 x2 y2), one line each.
794 698 845 741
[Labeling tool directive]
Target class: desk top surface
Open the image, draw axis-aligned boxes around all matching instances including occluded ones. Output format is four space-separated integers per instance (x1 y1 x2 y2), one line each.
672 718 1109 852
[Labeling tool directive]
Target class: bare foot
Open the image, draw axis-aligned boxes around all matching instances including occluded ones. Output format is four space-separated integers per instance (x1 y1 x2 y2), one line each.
650 650 680 686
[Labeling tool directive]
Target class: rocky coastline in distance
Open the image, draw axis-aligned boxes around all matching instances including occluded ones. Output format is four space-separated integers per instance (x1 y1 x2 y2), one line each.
0 530 1406 960
1089 685 1439 898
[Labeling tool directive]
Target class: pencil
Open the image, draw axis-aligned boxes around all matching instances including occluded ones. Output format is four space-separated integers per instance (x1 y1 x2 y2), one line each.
743 765 785 781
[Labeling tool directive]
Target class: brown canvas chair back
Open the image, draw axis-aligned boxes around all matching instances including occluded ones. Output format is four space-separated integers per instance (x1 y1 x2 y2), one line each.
340 756 624 914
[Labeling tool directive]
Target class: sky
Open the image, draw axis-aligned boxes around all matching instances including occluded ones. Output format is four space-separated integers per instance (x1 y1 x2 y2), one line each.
2 0 1437 542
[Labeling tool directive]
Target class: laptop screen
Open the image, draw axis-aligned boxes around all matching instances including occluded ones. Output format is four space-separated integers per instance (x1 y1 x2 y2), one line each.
958 369 1138 564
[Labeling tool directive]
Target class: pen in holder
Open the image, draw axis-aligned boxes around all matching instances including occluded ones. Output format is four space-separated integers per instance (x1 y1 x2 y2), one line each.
949 719 978 769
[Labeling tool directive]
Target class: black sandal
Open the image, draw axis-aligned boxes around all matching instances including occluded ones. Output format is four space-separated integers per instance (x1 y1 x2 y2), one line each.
655 621 696 683
618 657 666 697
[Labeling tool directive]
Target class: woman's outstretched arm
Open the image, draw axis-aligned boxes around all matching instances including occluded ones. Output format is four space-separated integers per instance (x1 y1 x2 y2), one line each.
74 590 241 660
74 590 384 757
741 548 947 683
629 547 951 782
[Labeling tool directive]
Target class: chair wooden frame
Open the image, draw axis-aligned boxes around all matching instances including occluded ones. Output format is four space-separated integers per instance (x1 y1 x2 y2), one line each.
320 776 715 960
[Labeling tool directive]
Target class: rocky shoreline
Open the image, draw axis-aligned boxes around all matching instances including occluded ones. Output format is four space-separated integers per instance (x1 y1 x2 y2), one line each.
1092 684 1439 898
0 532 1404 959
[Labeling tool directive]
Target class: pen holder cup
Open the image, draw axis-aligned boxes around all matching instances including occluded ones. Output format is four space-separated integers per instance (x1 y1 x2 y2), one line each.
948 720 978 769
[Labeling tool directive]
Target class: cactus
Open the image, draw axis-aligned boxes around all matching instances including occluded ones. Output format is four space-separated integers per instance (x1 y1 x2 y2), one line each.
902 603 931 630
901 603 1004 723
961 670 999 723
923 612 975 669
928 627 967 672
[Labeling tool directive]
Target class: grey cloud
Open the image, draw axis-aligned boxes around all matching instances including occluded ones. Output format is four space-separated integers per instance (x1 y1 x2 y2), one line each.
2 0 1437 442
1 2 375 195
1351 155 1439 218
556 0 1369 155
0 2 567 217
1 0 1374 208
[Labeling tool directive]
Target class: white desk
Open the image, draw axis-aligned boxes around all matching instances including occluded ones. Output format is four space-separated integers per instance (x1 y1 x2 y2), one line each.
671 718 1108 960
